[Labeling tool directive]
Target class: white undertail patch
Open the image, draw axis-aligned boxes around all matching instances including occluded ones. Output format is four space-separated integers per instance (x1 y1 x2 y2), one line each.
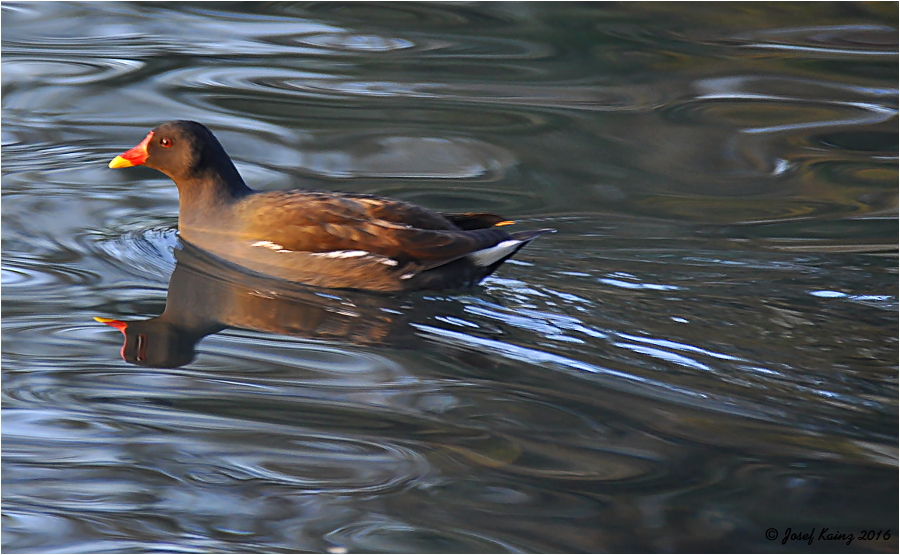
467 239 522 267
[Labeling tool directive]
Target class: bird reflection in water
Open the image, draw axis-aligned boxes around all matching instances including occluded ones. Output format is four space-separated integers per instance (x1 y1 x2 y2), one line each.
96 242 414 368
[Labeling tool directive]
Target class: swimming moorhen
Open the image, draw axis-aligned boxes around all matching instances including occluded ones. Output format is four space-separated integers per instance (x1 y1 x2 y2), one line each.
108 121 552 291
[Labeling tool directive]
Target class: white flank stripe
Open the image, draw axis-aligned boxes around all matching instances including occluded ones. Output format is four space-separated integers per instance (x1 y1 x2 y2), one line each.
252 240 284 250
467 239 521 267
310 250 369 258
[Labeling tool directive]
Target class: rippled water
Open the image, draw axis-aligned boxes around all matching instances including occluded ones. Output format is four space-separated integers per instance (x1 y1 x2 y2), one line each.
2 2 897 553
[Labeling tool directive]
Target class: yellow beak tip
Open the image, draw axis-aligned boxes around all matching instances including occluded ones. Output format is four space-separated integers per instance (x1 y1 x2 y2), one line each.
94 316 115 323
108 156 132 169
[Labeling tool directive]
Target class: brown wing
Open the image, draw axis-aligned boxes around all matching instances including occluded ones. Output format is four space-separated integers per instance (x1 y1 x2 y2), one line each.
234 190 512 262
339 192 460 230
239 190 455 227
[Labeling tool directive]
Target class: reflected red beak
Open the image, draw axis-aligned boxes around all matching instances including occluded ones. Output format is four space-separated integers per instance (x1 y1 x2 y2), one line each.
95 317 129 361
109 131 153 168
94 316 128 332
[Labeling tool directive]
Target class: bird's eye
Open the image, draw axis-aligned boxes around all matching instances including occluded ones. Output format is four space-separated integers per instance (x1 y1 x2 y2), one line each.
160 138 173 148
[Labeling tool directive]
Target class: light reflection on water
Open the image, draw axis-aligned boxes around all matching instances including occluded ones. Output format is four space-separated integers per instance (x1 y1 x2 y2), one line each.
2 1 897 553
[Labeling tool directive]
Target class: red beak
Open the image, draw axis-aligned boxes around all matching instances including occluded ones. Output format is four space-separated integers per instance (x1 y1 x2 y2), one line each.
108 131 153 168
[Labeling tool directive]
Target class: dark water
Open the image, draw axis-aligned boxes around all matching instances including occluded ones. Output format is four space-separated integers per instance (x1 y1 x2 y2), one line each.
2 2 897 552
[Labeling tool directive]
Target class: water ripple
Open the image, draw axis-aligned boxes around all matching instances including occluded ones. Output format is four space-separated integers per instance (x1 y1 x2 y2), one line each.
289 136 518 179
666 93 896 135
199 335 411 387
285 2 516 27
273 29 557 60
93 227 179 281
325 518 521 553
411 323 785 423
736 24 899 57
205 439 432 494
1 256 101 294
158 64 662 114
3 3 343 58
3 407 435 518
1 57 144 88
292 32 415 53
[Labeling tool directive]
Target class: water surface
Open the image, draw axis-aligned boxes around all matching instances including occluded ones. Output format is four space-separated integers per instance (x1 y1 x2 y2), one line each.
2 2 897 552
